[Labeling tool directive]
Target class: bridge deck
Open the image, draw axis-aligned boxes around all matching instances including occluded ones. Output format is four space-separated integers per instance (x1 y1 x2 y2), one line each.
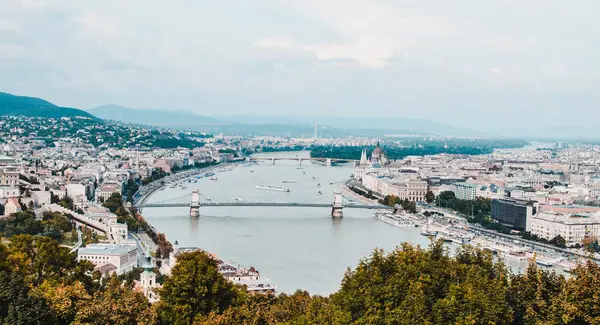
139 202 391 209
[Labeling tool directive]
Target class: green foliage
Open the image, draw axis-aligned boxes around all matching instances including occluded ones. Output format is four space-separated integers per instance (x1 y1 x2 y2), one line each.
0 91 96 119
549 235 567 248
310 139 528 160
217 148 239 158
312 145 492 160
58 195 74 211
0 210 43 237
102 192 123 213
332 242 513 324
142 169 168 185
425 190 435 203
156 250 243 324
435 191 508 233
123 179 140 203
6 228 600 324
74 275 156 325
0 271 52 325
380 195 417 213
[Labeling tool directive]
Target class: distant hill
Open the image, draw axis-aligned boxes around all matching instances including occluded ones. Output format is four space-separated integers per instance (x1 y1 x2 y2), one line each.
88 104 223 128
0 92 96 119
222 115 485 137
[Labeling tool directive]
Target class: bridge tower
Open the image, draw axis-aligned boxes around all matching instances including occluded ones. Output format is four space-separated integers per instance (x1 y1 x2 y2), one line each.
331 192 343 218
326 158 332 167
272 158 276 165
190 190 200 217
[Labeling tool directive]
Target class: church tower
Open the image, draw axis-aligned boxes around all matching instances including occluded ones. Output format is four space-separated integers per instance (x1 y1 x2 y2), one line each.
140 250 158 302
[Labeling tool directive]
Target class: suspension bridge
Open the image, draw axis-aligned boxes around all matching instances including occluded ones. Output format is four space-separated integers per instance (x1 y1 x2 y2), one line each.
247 157 357 166
135 190 392 218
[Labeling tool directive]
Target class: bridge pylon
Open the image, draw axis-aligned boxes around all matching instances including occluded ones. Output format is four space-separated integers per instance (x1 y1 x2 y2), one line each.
190 190 200 217
326 158 332 167
331 192 343 218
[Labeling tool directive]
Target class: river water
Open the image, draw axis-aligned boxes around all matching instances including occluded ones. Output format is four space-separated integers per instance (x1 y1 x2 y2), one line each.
142 151 436 295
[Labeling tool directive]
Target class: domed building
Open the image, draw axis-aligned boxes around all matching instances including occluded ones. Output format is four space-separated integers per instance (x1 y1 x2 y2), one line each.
370 142 387 167
354 142 388 181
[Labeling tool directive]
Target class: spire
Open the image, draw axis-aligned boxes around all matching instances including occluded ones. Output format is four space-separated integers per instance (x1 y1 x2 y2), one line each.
360 149 368 165
142 248 153 272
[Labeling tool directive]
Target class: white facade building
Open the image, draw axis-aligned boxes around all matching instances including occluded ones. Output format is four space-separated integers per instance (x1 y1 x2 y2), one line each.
0 167 19 186
0 186 19 199
95 182 121 202
529 211 600 247
77 244 137 275
453 183 478 201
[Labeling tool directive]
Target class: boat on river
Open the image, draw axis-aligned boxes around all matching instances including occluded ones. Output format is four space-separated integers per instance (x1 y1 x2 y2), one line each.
373 210 417 228
256 185 290 192
209 176 218 181
536 256 561 267
282 180 297 184
420 227 438 237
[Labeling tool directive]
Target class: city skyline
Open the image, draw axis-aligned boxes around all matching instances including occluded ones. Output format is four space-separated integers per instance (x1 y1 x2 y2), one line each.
1 0 599 138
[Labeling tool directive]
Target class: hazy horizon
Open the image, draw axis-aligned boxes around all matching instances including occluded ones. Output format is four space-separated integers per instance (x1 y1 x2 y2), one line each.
1 0 599 138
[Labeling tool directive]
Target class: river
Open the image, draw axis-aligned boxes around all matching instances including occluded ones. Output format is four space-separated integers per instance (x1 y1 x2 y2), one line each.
142 151 435 295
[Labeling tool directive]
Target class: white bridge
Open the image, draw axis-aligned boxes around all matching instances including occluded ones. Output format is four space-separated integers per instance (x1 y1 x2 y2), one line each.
248 157 358 166
136 190 391 218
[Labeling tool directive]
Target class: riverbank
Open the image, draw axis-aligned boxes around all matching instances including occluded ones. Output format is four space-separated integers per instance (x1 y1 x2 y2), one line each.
133 161 247 207
343 177 594 272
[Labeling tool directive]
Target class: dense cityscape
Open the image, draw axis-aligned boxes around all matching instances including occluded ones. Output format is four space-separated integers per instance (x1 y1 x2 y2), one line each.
2 108 600 323
2 0 600 323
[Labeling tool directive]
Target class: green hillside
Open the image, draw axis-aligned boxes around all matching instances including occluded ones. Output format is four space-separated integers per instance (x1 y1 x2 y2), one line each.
0 92 96 119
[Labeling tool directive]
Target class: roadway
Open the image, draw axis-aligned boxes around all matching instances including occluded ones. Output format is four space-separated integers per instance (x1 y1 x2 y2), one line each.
70 228 83 253
417 202 600 261
138 202 391 209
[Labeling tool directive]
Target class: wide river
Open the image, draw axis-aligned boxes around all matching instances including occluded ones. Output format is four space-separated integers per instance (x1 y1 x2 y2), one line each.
143 152 446 294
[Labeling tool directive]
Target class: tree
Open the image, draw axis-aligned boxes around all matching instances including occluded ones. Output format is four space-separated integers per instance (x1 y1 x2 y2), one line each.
549 261 600 324
156 250 244 324
31 280 90 325
0 210 44 237
425 190 435 203
332 241 512 324
103 192 123 213
7 235 91 286
0 272 51 325
507 260 565 324
50 191 60 204
549 235 567 248
74 275 156 325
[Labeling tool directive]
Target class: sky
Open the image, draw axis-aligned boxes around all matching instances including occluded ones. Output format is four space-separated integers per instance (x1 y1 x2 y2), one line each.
0 0 599 137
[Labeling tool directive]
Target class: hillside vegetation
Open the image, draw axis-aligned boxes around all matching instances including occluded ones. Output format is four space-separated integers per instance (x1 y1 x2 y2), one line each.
2 234 600 324
0 92 95 119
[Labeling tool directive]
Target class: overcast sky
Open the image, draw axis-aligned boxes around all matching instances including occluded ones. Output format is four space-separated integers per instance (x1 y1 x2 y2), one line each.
1 0 598 135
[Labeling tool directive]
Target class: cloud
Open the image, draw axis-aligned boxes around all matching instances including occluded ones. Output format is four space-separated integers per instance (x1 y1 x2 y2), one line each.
19 0 44 8
254 37 295 50
0 20 19 32
0 43 36 60
0 0 598 133
489 67 502 75
75 13 122 40
302 37 398 67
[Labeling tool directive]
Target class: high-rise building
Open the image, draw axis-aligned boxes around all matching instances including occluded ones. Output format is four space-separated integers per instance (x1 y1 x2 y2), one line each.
491 197 538 231
453 183 478 201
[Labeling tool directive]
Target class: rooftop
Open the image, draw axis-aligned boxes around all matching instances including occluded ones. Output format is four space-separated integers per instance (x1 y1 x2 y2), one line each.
78 244 136 256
